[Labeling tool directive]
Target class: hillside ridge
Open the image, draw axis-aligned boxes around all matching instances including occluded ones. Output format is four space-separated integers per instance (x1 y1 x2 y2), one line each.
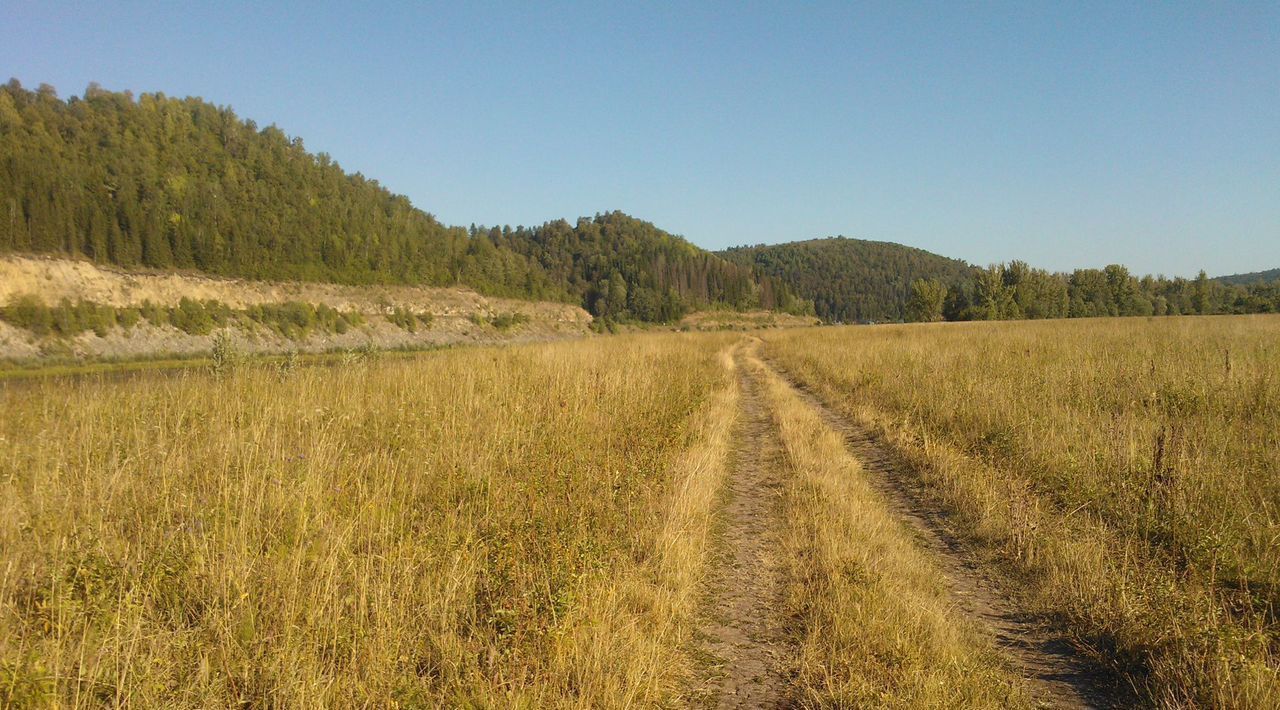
720 236 972 322
1216 267 1280 286
0 80 801 323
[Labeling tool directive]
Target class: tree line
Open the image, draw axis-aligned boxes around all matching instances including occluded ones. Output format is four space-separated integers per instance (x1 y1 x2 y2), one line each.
485 212 810 323
721 237 973 322
0 81 807 322
906 262 1280 323
3 80 1275 327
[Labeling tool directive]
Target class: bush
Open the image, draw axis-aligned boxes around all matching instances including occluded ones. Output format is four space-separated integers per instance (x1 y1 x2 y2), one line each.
3 296 361 342
209 331 239 376
490 312 530 331
2 295 54 336
389 307 419 332
75 301 117 337
2 296 121 338
246 301 361 340
140 300 169 326
204 300 233 328
51 299 86 337
117 307 142 330
170 298 216 335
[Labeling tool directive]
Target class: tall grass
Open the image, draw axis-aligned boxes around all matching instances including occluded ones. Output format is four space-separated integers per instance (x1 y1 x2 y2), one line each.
762 316 1280 706
746 350 1031 708
0 333 736 706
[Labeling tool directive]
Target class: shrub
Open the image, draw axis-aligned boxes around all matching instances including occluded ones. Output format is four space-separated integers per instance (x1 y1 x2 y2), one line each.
204 300 233 328
389 307 419 332
280 302 316 334
117 307 142 330
490 312 530 331
74 301 117 337
209 331 239 376
2 295 54 336
51 299 88 337
170 298 216 335
246 301 361 340
140 300 168 326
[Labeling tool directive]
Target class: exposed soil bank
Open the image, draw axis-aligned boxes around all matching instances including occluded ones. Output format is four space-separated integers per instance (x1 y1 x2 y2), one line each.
0 255 592 363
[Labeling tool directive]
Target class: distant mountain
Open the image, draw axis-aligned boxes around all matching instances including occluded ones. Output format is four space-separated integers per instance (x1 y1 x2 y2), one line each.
0 80 802 322
720 237 972 322
1216 268 1280 286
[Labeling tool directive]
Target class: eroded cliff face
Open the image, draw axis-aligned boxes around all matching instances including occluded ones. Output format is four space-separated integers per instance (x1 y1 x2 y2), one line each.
0 256 593 363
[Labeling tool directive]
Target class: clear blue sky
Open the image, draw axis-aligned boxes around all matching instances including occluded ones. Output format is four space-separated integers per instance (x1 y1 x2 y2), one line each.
3 1 1277 277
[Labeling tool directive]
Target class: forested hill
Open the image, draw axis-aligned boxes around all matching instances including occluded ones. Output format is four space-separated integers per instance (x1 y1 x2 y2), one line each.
0 80 804 321
1216 268 1280 286
0 81 570 299
490 213 810 321
720 237 972 322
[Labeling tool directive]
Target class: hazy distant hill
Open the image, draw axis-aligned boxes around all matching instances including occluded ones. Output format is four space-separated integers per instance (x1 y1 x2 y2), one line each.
0 80 802 322
1216 268 1280 286
720 237 972 322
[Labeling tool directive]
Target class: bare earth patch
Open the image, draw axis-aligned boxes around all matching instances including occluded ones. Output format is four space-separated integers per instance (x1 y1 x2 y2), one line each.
694 349 797 708
0 255 592 364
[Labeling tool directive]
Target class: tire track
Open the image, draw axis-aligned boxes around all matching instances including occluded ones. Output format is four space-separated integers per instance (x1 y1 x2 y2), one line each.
694 348 795 708
757 350 1129 709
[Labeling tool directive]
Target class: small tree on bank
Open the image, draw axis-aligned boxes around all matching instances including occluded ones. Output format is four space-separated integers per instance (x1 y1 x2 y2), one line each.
906 278 947 322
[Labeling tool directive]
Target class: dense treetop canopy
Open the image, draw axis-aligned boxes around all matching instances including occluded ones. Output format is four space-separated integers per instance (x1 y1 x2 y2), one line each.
1216 268 1280 287
490 212 810 321
0 81 805 321
723 237 1280 323
721 237 973 322
2 80 1276 325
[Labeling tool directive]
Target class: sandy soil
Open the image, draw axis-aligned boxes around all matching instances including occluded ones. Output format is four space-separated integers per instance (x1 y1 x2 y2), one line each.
0 255 590 323
0 255 593 363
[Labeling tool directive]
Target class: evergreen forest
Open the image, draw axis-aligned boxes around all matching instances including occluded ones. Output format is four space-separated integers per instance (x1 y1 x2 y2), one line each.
3 80 1277 325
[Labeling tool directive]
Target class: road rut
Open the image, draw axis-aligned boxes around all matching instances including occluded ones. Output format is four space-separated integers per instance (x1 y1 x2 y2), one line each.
759 352 1128 709
695 350 795 708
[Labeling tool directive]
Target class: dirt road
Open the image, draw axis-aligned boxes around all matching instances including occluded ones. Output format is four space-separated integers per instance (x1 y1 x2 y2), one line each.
759 350 1126 709
695 342 1123 708
695 351 796 708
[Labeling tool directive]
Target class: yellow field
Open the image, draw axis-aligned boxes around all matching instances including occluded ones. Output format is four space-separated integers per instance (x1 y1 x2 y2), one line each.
3 315 1279 707
762 316 1280 706
747 350 1031 707
0 334 738 706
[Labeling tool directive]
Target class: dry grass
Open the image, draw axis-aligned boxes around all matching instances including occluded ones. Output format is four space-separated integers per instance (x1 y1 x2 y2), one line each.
745 349 1032 708
762 316 1280 707
0 333 736 707
676 310 820 332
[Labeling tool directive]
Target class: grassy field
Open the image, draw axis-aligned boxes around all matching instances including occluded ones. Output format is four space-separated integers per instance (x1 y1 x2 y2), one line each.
762 316 1280 707
746 350 1032 707
0 334 738 706
5 316 1279 707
